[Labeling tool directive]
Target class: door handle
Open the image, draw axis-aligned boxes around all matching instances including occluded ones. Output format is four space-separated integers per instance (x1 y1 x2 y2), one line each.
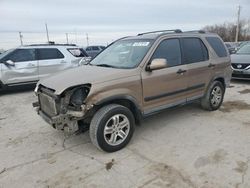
60 60 67 63
208 63 215 68
176 69 187 74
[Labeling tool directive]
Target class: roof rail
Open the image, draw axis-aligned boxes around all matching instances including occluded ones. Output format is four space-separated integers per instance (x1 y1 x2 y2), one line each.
138 29 182 36
183 30 206 34
25 43 77 47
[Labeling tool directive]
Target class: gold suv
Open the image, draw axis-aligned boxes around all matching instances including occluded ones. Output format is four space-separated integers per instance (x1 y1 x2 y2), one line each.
33 30 232 152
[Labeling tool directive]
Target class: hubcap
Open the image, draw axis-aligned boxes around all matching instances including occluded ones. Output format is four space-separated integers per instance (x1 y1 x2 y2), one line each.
211 86 222 107
103 114 130 146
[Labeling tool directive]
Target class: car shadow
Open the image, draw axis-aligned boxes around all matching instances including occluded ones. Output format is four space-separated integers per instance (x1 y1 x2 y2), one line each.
231 79 250 85
0 84 36 96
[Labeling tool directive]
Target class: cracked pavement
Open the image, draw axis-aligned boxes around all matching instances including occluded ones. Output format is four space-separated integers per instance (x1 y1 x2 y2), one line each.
0 80 250 188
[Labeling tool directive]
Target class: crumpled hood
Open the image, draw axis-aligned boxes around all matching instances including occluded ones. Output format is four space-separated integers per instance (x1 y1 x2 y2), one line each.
231 54 250 64
38 65 135 95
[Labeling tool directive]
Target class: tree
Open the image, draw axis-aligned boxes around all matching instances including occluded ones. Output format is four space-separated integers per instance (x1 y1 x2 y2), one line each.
202 20 250 42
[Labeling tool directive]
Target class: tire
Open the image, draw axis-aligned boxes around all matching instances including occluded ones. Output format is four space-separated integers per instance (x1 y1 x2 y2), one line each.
89 104 135 152
201 81 225 111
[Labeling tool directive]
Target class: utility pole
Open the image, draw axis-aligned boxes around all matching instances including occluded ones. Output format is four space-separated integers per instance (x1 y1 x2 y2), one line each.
66 33 69 44
86 33 89 46
235 5 241 42
45 23 50 43
19 31 23 46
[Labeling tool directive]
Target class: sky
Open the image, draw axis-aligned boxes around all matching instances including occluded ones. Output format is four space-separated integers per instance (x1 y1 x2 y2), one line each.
0 0 249 49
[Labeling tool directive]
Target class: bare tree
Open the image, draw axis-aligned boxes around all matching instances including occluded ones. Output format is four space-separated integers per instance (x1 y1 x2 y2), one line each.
203 20 250 42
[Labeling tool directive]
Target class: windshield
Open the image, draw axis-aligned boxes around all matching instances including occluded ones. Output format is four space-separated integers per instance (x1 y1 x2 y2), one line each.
236 44 250 55
0 49 14 61
90 39 153 69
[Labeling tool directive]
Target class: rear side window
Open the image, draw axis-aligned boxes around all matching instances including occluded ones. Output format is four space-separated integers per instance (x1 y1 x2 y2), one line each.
67 48 88 57
151 39 182 67
4 49 36 62
37 48 64 60
206 37 227 57
182 38 209 64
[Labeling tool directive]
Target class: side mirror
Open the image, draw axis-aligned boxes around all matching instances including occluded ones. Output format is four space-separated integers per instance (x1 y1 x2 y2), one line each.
79 57 92 65
5 60 15 66
146 58 168 71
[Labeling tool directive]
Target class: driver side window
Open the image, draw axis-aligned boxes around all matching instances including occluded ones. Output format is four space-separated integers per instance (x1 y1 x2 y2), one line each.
5 49 36 63
151 39 182 67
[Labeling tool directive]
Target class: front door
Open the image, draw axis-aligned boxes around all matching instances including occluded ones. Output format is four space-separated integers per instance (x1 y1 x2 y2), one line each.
141 38 188 115
1 48 38 85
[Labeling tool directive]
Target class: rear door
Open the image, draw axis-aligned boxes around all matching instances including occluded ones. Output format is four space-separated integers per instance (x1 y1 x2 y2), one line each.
141 38 188 114
37 48 67 79
1 48 38 85
180 37 211 101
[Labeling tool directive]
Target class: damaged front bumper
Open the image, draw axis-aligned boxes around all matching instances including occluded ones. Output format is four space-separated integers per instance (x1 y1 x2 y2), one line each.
33 101 91 134
33 84 93 134
33 102 78 133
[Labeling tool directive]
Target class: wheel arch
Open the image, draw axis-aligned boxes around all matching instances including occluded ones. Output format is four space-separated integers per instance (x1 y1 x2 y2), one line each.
93 95 143 125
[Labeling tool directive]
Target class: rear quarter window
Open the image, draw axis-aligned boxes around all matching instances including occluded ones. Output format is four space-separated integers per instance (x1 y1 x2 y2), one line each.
67 48 88 57
206 37 228 57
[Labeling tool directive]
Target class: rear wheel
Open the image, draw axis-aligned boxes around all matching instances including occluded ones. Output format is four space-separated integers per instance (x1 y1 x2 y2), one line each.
89 104 135 152
201 81 225 111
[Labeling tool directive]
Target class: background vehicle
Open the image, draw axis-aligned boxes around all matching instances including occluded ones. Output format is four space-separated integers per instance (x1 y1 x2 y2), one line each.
85 45 106 58
225 42 237 54
0 44 88 89
34 30 231 152
231 43 250 80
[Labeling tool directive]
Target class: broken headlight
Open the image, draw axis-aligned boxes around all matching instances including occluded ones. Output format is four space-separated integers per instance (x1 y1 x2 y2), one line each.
69 85 91 107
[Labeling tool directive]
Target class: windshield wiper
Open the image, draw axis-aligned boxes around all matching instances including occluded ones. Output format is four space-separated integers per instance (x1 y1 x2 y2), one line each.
95 64 116 68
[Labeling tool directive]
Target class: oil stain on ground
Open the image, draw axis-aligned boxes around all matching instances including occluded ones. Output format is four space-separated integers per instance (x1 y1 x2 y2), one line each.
140 163 196 188
105 159 115 171
220 100 250 112
238 89 250 94
194 149 228 168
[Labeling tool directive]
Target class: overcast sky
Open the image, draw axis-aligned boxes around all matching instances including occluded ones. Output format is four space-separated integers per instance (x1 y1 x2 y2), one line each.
0 0 249 49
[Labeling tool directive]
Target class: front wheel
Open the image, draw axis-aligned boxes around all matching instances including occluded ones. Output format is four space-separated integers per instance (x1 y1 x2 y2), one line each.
201 81 225 111
89 104 135 152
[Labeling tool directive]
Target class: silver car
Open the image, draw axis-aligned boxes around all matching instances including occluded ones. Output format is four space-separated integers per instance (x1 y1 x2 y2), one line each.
85 45 105 58
231 44 250 80
0 44 88 89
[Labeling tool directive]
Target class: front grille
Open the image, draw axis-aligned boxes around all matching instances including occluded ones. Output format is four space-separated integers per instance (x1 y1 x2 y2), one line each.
231 63 250 70
39 93 58 117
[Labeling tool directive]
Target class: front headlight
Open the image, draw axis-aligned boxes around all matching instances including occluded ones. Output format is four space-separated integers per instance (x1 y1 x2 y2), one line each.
69 85 91 107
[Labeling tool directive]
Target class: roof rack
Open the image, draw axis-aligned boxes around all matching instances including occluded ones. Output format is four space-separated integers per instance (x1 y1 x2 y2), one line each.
137 29 182 36
183 30 206 34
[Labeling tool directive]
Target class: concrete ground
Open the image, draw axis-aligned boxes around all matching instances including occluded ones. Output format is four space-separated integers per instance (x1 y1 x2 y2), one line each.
0 80 250 188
